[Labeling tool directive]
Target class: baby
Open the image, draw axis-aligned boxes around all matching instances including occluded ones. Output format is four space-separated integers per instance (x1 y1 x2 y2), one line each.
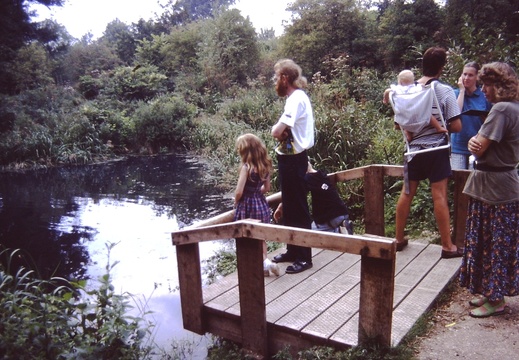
383 70 447 140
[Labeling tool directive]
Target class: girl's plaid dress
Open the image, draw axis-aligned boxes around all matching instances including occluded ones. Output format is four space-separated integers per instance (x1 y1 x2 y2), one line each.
234 171 270 223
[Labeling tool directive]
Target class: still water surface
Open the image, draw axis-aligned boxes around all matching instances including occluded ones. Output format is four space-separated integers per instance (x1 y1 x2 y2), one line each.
0 154 233 357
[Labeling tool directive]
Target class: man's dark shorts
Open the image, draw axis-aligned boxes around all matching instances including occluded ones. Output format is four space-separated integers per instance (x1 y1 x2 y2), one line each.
408 148 451 183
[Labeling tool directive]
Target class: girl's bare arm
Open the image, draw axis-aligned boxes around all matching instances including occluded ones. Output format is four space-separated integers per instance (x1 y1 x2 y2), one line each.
260 173 271 194
234 165 248 205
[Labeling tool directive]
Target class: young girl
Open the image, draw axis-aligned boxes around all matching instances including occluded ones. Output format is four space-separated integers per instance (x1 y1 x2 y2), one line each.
234 133 279 276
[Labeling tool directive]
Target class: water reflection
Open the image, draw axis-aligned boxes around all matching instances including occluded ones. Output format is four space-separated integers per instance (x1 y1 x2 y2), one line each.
0 154 232 356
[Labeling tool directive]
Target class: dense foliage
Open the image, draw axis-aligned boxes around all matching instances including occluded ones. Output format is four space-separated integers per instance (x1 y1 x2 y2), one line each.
0 246 154 359
1 0 517 167
1 0 519 357
1 0 517 169
0 0 65 94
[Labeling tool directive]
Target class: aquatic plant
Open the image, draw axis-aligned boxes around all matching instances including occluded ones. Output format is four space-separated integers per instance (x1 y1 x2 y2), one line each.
0 245 154 359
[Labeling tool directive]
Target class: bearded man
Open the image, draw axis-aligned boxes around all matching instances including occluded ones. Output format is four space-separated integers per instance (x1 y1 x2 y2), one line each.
270 59 315 274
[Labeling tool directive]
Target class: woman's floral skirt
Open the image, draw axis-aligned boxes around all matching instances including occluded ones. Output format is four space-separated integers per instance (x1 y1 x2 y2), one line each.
459 198 519 302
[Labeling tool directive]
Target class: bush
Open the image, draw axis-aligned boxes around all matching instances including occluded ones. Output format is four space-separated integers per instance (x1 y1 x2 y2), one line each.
218 83 281 131
81 101 135 153
0 116 54 165
78 75 103 100
311 98 384 171
207 338 414 360
0 246 154 359
101 65 168 102
132 95 197 154
0 86 114 167
188 115 252 186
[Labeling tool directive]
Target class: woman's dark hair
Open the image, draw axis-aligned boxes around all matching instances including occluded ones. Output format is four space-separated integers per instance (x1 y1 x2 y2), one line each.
465 61 480 73
422 47 447 77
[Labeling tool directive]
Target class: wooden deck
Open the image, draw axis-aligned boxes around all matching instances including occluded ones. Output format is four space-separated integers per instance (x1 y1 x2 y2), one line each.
172 165 471 357
201 240 461 350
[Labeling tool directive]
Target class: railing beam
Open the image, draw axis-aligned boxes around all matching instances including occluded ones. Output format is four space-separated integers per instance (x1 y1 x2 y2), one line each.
364 165 386 236
236 237 268 358
176 243 204 334
358 255 395 347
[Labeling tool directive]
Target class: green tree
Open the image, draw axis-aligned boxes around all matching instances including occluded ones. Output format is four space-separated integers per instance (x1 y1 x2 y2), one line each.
198 9 260 91
158 21 205 91
378 0 442 69
101 65 167 102
443 0 519 46
0 0 64 56
33 18 72 54
135 34 169 68
132 18 165 41
0 0 64 94
280 0 374 77
100 19 137 65
35 19 74 84
442 0 519 70
9 42 54 92
156 0 236 31
61 40 122 84
162 22 204 71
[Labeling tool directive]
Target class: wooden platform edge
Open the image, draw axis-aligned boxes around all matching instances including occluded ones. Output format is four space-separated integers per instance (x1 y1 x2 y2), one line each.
204 305 353 356
391 258 461 346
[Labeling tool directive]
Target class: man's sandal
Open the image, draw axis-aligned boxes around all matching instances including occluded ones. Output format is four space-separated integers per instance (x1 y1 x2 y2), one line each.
469 300 506 318
469 296 488 307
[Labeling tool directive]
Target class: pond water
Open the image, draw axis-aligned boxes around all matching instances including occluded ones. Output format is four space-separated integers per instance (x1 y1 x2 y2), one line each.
0 154 233 358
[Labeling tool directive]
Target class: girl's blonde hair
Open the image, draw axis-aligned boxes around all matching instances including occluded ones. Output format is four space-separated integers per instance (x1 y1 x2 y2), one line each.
236 133 273 181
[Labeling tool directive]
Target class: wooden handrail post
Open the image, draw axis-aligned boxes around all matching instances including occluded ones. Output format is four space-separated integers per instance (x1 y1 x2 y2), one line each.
364 165 386 236
236 237 268 357
358 255 395 347
176 243 205 334
452 170 470 249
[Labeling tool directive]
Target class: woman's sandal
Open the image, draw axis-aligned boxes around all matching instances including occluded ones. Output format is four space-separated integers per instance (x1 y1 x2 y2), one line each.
469 300 506 318
469 296 488 307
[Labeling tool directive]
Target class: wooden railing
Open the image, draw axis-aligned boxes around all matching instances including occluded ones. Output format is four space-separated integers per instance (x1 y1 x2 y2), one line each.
171 165 471 358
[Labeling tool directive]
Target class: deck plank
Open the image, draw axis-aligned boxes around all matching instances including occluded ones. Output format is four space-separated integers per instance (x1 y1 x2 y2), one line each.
393 244 441 304
203 272 239 302
199 240 461 350
276 253 361 330
392 287 438 344
391 255 462 344
302 272 361 338
265 250 345 324
330 312 359 346
394 241 427 273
